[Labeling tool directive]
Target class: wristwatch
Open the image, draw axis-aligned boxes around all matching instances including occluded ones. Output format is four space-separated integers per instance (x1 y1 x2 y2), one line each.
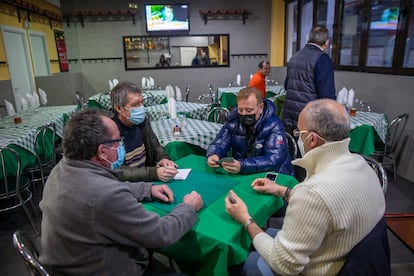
243 218 255 230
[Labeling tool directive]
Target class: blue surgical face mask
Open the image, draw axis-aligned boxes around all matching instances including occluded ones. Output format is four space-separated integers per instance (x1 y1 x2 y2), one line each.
103 144 126 170
127 106 146 125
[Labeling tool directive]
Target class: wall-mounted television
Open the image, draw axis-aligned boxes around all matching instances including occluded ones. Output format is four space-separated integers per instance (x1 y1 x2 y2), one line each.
145 4 190 33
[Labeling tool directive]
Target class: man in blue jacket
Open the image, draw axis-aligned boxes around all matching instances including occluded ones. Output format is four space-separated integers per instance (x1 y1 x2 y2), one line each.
207 87 293 175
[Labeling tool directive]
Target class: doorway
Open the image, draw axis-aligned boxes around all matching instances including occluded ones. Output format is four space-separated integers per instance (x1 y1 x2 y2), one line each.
28 30 51 76
1 25 36 112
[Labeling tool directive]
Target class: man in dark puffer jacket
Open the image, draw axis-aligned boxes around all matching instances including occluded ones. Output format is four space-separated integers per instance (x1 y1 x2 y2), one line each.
207 87 293 175
283 25 336 132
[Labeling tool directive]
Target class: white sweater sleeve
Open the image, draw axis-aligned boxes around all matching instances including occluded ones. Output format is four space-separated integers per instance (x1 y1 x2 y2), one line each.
253 186 331 275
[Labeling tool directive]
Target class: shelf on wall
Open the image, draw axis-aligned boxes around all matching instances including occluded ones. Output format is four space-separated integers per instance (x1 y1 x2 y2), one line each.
199 9 251 25
81 57 123 63
3 0 63 29
231 53 268 59
63 10 138 27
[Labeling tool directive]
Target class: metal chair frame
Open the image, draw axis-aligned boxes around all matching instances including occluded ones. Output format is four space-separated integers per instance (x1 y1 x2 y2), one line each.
206 106 230 123
13 231 50 275
24 123 57 193
1 148 39 235
285 131 298 161
372 113 409 183
361 155 388 195
185 85 190 102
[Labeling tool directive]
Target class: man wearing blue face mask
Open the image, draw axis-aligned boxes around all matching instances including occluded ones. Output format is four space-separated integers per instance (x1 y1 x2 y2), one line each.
206 87 293 175
111 81 178 182
39 109 203 275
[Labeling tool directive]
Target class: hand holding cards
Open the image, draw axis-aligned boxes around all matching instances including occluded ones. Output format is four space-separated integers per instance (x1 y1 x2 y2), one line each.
215 157 234 166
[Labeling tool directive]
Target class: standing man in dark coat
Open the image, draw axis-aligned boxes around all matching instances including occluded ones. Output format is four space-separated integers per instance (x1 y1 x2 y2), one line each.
283 25 336 132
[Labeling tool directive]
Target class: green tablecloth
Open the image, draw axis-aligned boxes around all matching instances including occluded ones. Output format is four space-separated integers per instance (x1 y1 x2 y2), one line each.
144 154 298 276
0 105 77 179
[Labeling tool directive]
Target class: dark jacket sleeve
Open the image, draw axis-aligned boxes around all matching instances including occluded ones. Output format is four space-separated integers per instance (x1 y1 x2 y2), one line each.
206 123 232 158
314 54 336 100
142 117 170 164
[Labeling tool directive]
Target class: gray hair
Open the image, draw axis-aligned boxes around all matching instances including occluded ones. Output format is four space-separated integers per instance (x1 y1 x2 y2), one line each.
110 81 142 114
304 100 350 141
63 109 112 160
308 25 329 46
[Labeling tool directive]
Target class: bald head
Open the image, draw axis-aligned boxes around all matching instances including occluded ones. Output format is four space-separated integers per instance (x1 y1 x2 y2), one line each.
299 99 350 141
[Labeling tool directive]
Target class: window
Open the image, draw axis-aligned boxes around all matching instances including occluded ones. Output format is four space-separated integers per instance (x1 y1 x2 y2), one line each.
285 0 414 76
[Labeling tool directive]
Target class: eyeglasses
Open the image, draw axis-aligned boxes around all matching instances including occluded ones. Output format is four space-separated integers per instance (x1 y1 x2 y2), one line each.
101 137 124 147
293 129 309 138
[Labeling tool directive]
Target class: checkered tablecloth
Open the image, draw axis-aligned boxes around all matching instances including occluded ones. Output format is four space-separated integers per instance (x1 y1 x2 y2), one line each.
146 102 208 121
350 111 388 143
88 90 167 109
151 118 223 149
0 105 77 154
217 85 286 99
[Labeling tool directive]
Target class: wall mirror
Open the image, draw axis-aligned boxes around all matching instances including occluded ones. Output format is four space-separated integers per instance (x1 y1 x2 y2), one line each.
123 34 229 70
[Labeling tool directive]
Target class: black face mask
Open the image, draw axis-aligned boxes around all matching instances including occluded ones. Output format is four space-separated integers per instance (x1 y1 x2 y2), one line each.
240 114 257 128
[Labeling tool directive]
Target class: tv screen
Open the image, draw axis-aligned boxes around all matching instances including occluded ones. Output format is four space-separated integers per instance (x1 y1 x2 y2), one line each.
145 4 190 33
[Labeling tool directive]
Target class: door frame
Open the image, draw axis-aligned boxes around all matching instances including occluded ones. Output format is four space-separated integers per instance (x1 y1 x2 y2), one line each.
1 25 36 111
28 30 52 76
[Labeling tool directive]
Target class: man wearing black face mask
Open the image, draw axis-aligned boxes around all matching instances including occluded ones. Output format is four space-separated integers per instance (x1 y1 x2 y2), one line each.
207 87 293 175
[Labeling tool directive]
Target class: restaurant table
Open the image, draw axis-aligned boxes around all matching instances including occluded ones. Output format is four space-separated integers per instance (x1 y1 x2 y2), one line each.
349 111 388 156
385 213 414 252
144 154 299 276
87 90 167 109
146 102 208 121
217 85 286 109
151 118 222 160
0 105 77 178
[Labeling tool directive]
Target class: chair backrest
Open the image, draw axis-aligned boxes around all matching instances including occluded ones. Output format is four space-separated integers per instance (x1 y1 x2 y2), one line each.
385 113 409 155
197 94 215 104
285 132 298 161
0 147 23 197
185 85 190 102
12 231 50 276
355 99 371 112
206 106 230 123
362 155 388 195
337 217 390 276
74 91 85 109
35 123 57 167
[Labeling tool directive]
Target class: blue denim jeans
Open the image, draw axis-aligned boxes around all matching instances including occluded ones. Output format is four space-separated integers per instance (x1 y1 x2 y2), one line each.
242 228 280 276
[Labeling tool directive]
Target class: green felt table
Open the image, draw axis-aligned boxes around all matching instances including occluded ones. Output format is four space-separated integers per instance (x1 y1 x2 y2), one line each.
144 154 298 276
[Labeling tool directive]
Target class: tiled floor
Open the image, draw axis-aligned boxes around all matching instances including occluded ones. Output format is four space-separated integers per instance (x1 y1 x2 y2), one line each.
1 175 413 275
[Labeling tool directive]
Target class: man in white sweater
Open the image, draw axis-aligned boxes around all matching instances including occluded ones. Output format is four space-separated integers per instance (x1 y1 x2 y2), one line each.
225 99 386 275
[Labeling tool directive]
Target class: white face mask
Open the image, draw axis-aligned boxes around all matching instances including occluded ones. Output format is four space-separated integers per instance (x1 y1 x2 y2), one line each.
298 133 311 157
